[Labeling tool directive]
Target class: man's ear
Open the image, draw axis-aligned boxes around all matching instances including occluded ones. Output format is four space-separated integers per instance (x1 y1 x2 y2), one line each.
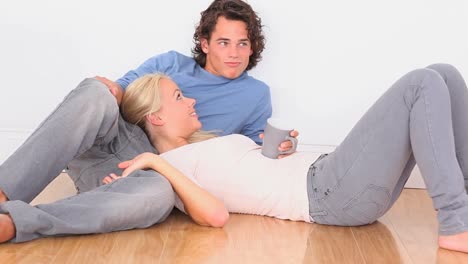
146 113 165 126
201 38 209 54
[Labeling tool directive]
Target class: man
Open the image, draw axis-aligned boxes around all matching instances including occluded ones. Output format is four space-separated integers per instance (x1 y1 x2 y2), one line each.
0 0 295 243
98 0 298 150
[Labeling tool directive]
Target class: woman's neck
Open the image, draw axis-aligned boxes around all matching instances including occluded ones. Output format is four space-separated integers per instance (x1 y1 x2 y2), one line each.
151 135 189 153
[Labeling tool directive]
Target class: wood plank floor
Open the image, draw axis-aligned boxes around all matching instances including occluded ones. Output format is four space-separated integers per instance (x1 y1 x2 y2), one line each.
0 174 467 263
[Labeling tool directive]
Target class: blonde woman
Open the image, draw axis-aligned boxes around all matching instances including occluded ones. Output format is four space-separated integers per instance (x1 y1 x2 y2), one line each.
108 66 468 253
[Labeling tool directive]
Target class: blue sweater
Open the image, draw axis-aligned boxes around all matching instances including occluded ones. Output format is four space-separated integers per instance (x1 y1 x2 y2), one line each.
117 51 272 144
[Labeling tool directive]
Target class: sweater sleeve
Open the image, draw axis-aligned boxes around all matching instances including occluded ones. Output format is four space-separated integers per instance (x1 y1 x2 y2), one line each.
241 86 272 144
116 51 177 90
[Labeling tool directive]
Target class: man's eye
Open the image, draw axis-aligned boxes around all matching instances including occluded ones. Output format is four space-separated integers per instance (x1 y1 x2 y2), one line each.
219 41 228 46
239 42 249 47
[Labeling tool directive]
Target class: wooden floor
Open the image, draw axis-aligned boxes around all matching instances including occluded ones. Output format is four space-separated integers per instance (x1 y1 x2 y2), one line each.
0 174 467 263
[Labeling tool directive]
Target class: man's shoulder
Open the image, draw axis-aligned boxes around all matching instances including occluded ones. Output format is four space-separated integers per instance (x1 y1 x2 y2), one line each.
153 50 194 63
240 74 270 91
165 50 195 63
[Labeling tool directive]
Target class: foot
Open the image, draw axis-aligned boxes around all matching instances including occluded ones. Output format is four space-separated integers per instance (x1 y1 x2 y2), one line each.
439 231 468 253
0 214 15 243
0 189 7 203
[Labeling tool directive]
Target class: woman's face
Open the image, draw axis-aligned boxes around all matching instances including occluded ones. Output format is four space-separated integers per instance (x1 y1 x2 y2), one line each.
157 78 202 137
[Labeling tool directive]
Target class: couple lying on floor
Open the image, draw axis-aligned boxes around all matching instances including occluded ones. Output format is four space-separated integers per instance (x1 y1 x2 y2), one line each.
1 65 468 254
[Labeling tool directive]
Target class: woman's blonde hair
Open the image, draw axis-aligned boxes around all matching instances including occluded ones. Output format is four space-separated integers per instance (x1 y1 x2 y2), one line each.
121 73 217 144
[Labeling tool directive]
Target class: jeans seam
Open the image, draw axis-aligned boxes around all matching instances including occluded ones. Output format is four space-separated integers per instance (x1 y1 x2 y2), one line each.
74 154 120 183
114 126 150 161
421 83 445 187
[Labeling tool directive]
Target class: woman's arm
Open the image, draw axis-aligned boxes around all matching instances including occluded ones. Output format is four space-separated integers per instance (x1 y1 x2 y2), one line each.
104 152 229 227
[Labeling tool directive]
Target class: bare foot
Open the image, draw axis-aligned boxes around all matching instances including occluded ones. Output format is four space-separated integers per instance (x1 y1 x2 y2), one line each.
0 189 7 203
439 231 468 253
0 214 15 243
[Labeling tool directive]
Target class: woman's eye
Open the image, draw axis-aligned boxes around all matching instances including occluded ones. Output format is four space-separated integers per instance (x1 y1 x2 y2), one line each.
176 93 182 100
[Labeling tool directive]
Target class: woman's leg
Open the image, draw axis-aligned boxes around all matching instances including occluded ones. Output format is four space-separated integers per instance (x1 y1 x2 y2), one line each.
424 64 468 252
0 170 174 243
426 63 468 192
0 78 120 203
308 67 468 251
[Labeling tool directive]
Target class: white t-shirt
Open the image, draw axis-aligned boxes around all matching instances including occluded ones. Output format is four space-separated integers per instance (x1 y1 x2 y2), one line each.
160 134 322 222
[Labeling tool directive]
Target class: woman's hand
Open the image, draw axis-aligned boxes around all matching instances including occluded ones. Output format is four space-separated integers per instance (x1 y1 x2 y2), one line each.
101 152 160 184
102 173 122 184
118 152 161 177
259 130 300 159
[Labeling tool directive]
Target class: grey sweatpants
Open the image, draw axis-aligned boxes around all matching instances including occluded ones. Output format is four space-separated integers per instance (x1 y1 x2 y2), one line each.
0 78 175 242
308 64 468 235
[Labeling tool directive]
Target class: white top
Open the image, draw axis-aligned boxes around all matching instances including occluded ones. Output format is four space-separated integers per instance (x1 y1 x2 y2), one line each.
160 134 322 222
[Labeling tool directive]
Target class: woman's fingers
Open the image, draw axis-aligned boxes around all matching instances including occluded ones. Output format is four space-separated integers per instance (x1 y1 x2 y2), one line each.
118 160 132 169
102 173 122 184
102 176 112 184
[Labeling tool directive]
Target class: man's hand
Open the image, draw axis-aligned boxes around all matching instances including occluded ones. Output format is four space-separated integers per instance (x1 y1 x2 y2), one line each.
259 130 299 159
95 76 124 106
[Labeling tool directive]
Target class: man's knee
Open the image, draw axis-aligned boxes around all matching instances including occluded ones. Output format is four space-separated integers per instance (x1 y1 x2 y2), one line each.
73 78 119 116
128 171 175 222
136 174 175 224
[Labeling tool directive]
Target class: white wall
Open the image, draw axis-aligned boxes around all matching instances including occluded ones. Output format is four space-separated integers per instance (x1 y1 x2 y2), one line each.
1 0 468 163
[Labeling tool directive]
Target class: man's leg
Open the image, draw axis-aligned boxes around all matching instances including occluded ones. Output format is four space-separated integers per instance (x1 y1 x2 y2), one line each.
0 170 174 243
0 78 119 203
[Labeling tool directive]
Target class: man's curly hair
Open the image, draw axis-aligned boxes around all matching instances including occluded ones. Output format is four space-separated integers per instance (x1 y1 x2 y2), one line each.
192 0 265 71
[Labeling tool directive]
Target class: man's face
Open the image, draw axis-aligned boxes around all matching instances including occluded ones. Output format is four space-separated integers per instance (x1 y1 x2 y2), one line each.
201 16 253 79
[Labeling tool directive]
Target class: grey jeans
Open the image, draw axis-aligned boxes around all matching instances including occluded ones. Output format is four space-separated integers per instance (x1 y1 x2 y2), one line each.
0 78 175 242
308 64 468 236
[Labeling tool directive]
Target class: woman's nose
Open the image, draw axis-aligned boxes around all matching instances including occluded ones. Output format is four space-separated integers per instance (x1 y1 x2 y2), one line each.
188 97 196 106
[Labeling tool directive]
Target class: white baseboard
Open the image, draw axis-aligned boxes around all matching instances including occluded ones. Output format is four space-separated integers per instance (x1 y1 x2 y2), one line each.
0 131 426 189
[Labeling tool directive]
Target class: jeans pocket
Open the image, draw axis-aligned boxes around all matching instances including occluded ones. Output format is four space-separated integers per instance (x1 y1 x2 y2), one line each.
342 184 391 226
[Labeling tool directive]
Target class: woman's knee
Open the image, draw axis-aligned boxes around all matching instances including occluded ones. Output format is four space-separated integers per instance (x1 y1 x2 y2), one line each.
426 63 460 77
402 68 447 93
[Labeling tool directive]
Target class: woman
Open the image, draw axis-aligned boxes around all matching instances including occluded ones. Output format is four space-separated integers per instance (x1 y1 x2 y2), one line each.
106 65 468 253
